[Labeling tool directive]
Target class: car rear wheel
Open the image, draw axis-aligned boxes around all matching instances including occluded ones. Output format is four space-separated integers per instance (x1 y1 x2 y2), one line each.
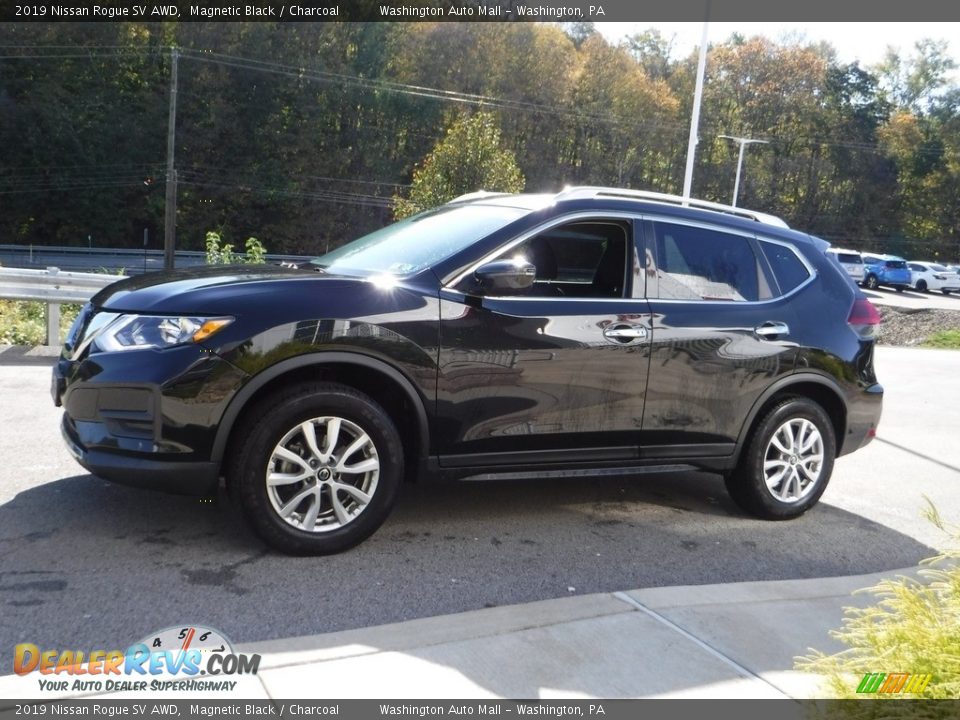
865 275 879 290
916 279 928 292
230 382 403 555
895 285 905 292
725 397 836 520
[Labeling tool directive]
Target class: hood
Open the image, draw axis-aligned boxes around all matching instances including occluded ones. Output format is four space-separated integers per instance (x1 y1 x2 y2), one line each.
90 264 357 314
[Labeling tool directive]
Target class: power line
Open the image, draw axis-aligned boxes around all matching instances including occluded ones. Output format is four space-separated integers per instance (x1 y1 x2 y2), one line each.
8 44 945 156
177 48 693 136
178 178 394 209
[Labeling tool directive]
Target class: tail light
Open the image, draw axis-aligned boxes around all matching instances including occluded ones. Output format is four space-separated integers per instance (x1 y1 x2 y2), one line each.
848 297 881 339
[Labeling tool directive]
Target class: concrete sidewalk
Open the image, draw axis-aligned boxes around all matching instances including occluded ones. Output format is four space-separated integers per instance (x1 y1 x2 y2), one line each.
0 567 917 702
242 569 913 700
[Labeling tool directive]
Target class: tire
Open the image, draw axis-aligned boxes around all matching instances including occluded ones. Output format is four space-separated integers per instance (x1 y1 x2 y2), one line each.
865 275 879 290
916 280 927 292
725 397 836 520
229 382 404 555
943 290 952 296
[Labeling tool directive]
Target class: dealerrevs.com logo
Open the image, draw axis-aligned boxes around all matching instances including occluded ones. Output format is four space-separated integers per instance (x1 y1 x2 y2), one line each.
14 626 261 693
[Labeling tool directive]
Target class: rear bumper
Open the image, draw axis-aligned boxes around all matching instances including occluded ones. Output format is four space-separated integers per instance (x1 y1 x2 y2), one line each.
61 415 220 495
879 275 911 286
839 382 884 456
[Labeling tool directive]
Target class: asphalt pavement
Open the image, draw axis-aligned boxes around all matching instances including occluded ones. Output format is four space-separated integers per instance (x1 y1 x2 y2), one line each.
0 344 957 691
863 284 960 310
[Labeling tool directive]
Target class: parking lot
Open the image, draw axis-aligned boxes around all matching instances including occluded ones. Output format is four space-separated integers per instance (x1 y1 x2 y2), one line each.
863 284 960 310
0 345 957 676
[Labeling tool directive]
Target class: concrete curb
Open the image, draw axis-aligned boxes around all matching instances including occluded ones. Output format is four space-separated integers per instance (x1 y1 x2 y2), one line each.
0 567 923 702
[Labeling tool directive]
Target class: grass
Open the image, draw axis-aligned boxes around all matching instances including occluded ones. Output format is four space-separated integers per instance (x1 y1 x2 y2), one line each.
923 329 960 349
795 500 960 709
0 299 81 346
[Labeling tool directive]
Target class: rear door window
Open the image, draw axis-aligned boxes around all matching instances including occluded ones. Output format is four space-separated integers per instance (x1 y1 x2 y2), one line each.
650 222 765 302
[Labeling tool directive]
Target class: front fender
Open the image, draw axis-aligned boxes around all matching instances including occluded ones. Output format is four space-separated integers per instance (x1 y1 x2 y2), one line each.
209 349 432 468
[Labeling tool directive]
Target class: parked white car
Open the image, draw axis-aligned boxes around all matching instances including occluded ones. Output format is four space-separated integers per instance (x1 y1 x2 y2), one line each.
826 248 865 284
907 261 960 294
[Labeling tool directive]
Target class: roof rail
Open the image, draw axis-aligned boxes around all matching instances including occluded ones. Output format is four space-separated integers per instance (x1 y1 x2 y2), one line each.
447 191 512 204
554 186 789 228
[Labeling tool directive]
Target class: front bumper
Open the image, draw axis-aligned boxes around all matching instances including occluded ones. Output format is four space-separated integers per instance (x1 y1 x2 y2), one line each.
61 415 219 495
52 344 245 496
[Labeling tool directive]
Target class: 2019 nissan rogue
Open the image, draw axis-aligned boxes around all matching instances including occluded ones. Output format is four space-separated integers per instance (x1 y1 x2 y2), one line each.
52 188 884 554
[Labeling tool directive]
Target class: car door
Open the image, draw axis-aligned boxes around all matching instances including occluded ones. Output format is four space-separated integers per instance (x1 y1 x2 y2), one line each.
640 217 803 458
434 215 652 467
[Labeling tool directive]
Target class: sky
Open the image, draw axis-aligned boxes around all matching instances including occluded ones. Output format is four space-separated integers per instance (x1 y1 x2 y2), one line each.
596 22 960 80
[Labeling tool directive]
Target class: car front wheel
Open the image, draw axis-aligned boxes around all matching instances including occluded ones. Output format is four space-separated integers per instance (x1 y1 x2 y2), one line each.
230 382 404 555
725 397 836 520
916 279 928 292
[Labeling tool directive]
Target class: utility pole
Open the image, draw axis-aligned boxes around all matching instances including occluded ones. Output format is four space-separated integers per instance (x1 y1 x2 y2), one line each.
718 135 769 207
163 47 179 271
682 15 710 202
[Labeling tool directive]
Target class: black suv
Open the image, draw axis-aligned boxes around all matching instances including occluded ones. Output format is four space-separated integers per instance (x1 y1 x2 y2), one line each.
52 188 883 555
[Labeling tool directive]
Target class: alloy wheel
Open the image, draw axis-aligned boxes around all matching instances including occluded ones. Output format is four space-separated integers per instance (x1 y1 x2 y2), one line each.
762 418 824 504
265 416 380 533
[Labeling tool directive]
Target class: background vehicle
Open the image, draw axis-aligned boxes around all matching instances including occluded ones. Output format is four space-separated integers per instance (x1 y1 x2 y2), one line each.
908 261 960 294
861 254 911 292
826 248 865 285
52 188 884 555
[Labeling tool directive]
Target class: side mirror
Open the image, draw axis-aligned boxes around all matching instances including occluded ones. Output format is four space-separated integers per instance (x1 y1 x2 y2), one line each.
474 259 536 295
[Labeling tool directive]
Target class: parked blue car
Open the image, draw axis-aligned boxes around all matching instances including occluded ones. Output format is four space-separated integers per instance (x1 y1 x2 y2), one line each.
861 253 911 292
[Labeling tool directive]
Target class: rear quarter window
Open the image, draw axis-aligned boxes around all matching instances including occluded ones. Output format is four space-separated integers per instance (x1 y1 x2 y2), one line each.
761 241 811 295
837 253 862 264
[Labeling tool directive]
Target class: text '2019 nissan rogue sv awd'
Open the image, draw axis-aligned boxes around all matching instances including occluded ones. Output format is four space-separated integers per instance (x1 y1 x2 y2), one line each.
52 188 883 554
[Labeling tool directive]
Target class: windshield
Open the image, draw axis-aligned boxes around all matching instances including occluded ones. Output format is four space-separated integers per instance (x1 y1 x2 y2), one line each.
311 204 529 276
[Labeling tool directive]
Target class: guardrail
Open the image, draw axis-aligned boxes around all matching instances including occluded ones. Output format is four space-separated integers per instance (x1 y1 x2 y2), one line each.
0 244 312 275
0 267 125 346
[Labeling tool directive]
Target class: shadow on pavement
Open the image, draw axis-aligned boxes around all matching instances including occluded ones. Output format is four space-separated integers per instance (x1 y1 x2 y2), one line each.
0 347 59 366
0 469 936 686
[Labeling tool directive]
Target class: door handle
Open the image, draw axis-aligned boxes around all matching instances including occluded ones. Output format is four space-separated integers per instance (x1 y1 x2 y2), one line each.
603 324 648 343
754 321 790 339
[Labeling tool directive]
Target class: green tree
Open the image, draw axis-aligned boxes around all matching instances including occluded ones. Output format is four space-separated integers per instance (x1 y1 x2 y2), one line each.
392 112 525 219
626 29 676 82
875 39 958 112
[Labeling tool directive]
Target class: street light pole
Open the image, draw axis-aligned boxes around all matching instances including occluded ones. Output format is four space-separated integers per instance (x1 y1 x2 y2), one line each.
718 135 769 207
682 18 710 202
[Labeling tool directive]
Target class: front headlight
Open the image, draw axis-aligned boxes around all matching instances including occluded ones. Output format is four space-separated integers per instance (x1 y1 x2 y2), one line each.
93 315 234 352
